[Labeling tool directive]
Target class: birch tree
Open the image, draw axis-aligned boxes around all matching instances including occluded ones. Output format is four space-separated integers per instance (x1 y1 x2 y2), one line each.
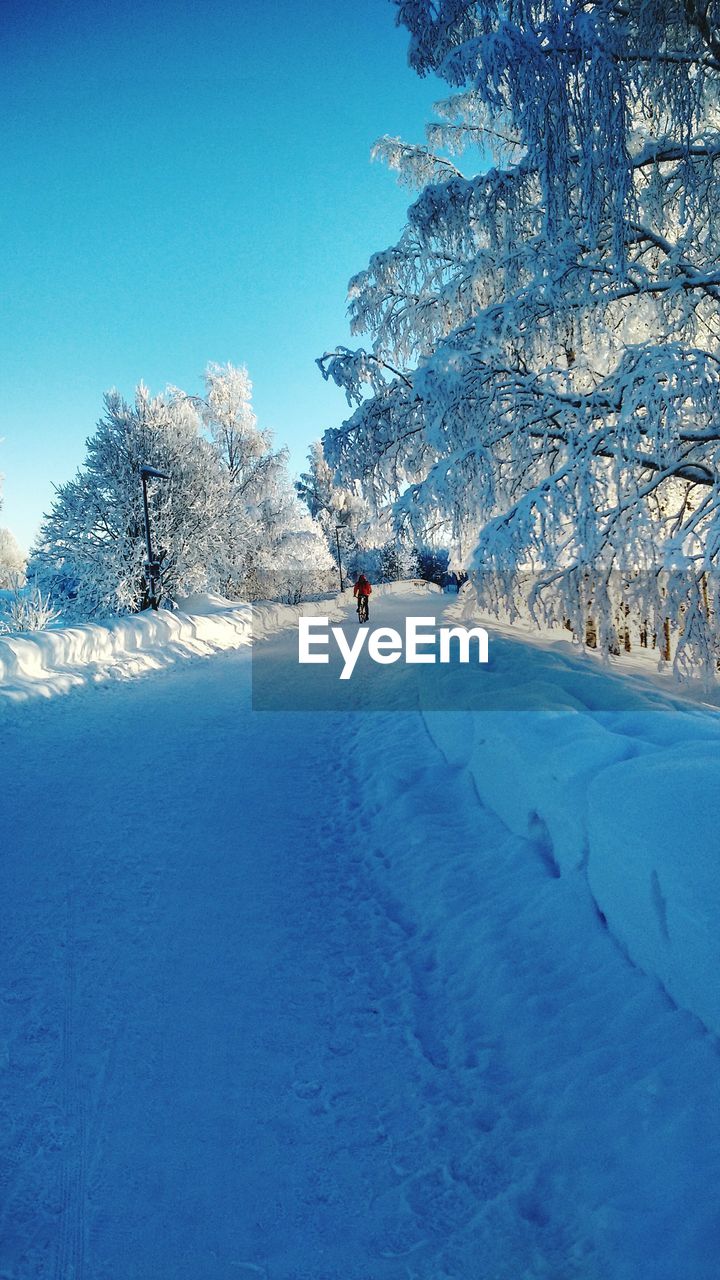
320 0 720 674
198 365 335 601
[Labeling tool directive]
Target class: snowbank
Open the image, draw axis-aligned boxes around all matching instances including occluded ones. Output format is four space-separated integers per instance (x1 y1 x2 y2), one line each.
423 593 720 1037
0 580 436 704
587 748 720 1034
0 592 344 705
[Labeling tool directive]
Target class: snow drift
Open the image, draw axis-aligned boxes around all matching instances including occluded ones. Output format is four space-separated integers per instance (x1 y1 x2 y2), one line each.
0 582 436 705
423 593 720 1037
0 593 344 704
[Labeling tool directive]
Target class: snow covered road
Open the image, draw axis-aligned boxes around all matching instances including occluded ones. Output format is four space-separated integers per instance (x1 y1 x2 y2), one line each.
2 588 720 1278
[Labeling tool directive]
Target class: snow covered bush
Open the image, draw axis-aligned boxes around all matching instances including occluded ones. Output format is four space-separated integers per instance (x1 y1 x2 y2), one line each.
0 582 60 634
319 0 720 677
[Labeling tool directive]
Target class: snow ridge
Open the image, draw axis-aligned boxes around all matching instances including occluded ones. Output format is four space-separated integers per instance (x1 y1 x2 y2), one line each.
0 594 344 705
420 598 720 1039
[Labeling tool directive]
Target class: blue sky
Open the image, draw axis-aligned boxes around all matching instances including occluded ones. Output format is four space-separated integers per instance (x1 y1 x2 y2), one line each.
0 0 442 550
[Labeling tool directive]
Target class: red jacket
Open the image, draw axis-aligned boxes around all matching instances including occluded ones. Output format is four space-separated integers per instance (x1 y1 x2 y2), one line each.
353 577 372 597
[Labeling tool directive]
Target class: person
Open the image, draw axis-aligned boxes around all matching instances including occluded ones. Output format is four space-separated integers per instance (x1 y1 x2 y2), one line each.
353 572 372 621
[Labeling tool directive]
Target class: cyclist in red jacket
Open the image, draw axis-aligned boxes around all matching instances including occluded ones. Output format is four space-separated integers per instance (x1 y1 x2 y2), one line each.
353 573 372 622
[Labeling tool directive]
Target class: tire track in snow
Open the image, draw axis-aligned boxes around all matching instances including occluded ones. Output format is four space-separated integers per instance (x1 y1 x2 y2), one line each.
0 1003 54 1236
53 889 87 1280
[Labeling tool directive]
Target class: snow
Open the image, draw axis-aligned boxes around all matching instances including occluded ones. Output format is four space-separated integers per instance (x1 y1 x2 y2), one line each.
587 747 720 1035
424 697 720 1034
323 3 720 679
2 584 720 1277
416 588 720 1036
0 587 435 705
33 366 336 619
0 593 344 704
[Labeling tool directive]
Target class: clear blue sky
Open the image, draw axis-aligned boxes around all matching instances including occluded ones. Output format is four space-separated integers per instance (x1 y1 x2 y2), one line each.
0 0 442 550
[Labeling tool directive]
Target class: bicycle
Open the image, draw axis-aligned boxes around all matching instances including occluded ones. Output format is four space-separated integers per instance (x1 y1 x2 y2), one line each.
356 593 369 623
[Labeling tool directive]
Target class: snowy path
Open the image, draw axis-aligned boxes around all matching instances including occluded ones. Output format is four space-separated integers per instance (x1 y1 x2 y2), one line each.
2 591 720 1279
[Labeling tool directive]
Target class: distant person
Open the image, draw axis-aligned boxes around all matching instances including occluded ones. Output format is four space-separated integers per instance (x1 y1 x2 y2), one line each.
353 572 372 623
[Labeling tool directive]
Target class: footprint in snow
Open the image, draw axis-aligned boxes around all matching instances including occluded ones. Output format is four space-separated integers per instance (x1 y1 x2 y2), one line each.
291 1079 323 1099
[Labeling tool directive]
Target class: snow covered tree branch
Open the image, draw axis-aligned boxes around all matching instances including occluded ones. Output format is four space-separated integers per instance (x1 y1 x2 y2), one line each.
318 0 720 676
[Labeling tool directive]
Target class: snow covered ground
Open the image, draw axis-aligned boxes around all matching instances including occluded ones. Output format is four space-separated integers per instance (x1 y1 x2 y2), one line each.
0 594 344 704
2 585 720 1278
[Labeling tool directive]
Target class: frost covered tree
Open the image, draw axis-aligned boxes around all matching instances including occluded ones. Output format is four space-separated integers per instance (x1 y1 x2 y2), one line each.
33 385 232 617
237 460 336 603
251 487 336 603
296 441 368 541
34 366 334 617
320 0 720 674
374 538 417 582
0 527 26 587
297 441 429 585
415 543 450 587
198 366 335 601
193 362 285 597
201 361 261 483
296 439 373 576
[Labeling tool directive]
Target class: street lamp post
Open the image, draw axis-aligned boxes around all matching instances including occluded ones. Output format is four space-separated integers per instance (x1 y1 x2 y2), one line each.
140 464 170 610
335 525 344 593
